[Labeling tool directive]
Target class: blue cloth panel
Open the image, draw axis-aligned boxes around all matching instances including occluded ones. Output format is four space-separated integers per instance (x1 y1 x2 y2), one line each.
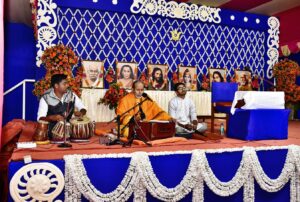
212 82 238 103
3 22 38 125
228 109 290 140
215 105 232 114
8 150 289 202
296 76 300 86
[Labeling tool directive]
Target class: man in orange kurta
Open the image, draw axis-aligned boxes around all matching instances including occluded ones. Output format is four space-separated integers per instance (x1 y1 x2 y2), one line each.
116 81 172 137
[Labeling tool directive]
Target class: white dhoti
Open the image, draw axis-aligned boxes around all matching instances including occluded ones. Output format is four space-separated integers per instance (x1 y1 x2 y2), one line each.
176 122 208 134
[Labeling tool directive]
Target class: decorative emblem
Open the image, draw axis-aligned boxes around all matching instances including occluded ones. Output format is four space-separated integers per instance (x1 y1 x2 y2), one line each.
36 0 58 67
10 163 64 201
170 29 182 41
266 17 280 79
130 0 221 23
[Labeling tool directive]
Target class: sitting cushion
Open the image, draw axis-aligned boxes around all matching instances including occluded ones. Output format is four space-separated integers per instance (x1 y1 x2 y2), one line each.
228 109 290 140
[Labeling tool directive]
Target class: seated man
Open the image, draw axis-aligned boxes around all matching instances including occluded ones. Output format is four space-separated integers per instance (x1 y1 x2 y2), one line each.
116 80 173 137
37 74 87 139
168 82 207 138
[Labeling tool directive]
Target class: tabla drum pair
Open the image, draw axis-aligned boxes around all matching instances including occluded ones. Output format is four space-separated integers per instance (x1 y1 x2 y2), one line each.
51 121 71 143
50 117 94 143
69 117 95 142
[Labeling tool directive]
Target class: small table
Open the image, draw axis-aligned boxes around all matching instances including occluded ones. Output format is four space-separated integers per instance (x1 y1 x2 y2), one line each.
228 91 289 140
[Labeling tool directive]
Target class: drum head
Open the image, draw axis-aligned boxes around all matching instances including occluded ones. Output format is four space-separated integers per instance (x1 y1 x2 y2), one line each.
38 120 49 124
70 117 90 125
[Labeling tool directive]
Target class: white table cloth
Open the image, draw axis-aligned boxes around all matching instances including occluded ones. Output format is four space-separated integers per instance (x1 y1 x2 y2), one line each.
81 89 212 122
230 91 285 115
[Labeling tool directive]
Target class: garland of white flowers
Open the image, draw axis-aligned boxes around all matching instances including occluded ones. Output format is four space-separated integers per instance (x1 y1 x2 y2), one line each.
64 145 300 202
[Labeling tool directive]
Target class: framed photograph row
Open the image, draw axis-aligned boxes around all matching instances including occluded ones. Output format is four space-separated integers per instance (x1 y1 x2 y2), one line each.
81 60 252 91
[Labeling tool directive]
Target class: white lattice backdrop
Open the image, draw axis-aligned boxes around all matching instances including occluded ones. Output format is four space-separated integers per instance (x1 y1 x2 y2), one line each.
56 7 266 87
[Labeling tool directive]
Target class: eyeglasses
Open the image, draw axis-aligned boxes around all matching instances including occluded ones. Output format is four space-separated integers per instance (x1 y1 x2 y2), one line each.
177 87 186 91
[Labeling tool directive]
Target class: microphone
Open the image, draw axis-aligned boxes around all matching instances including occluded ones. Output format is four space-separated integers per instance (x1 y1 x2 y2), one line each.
142 93 153 102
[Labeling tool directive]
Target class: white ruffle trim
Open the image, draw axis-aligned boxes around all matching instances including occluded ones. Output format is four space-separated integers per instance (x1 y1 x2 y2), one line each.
64 145 300 202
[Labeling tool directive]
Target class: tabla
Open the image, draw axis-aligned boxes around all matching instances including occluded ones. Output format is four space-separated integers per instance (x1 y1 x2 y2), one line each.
70 117 95 142
33 120 49 142
51 121 71 143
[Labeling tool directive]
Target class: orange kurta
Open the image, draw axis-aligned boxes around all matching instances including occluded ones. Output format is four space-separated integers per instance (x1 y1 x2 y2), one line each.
116 93 171 137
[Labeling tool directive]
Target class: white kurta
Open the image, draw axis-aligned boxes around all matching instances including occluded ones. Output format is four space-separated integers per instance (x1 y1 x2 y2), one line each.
168 96 207 134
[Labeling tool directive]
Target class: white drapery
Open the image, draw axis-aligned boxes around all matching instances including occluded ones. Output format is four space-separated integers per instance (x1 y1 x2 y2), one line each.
231 91 285 115
81 89 212 122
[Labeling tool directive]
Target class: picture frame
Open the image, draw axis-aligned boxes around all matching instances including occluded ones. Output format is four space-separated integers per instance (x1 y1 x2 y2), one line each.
178 65 197 91
147 63 169 91
235 70 252 91
82 60 104 88
116 61 138 89
208 68 227 87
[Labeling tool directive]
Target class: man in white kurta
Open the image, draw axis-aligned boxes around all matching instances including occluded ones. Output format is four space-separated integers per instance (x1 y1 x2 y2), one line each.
168 82 207 136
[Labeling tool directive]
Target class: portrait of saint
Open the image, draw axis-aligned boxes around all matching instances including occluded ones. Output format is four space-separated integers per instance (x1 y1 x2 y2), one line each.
209 68 227 87
235 70 252 91
82 60 104 88
179 65 197 91
116 62 138 89
147 64 169 91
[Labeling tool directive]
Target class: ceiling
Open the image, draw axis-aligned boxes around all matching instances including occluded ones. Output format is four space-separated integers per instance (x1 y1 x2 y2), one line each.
5 0 300 26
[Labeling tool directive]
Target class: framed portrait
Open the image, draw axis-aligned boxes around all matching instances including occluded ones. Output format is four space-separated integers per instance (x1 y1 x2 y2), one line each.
116 61 138 89
209 68 227 87
147 63 169 91
178 65 197 91
235 70 252 91
82 60 104 88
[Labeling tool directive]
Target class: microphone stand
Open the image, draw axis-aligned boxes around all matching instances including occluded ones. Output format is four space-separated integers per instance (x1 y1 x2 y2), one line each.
123 116 151 147
107 97 149 146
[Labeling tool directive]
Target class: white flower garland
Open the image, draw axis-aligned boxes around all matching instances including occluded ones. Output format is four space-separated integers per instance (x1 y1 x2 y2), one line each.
64 145 300 202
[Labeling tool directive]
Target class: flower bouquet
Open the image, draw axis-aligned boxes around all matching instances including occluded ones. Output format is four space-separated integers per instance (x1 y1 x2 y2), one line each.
98 83 128 110
273 59 300 103
273 59 300 119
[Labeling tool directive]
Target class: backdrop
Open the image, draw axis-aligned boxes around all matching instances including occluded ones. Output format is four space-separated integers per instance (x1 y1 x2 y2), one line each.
35 0 279 89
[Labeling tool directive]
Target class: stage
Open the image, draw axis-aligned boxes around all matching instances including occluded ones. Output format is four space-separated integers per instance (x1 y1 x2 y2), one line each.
7 120 300 201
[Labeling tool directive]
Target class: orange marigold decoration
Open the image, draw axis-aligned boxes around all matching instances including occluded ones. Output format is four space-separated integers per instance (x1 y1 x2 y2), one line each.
139 72 149 87
98 83 128 110
33 44 83 97
105 67 116 84
251 75 260 91
273 59 300 103
172 71 179 84
201 75 209 91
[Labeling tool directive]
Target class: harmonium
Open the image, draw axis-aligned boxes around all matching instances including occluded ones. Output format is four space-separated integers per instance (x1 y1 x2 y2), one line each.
129 120 175 141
